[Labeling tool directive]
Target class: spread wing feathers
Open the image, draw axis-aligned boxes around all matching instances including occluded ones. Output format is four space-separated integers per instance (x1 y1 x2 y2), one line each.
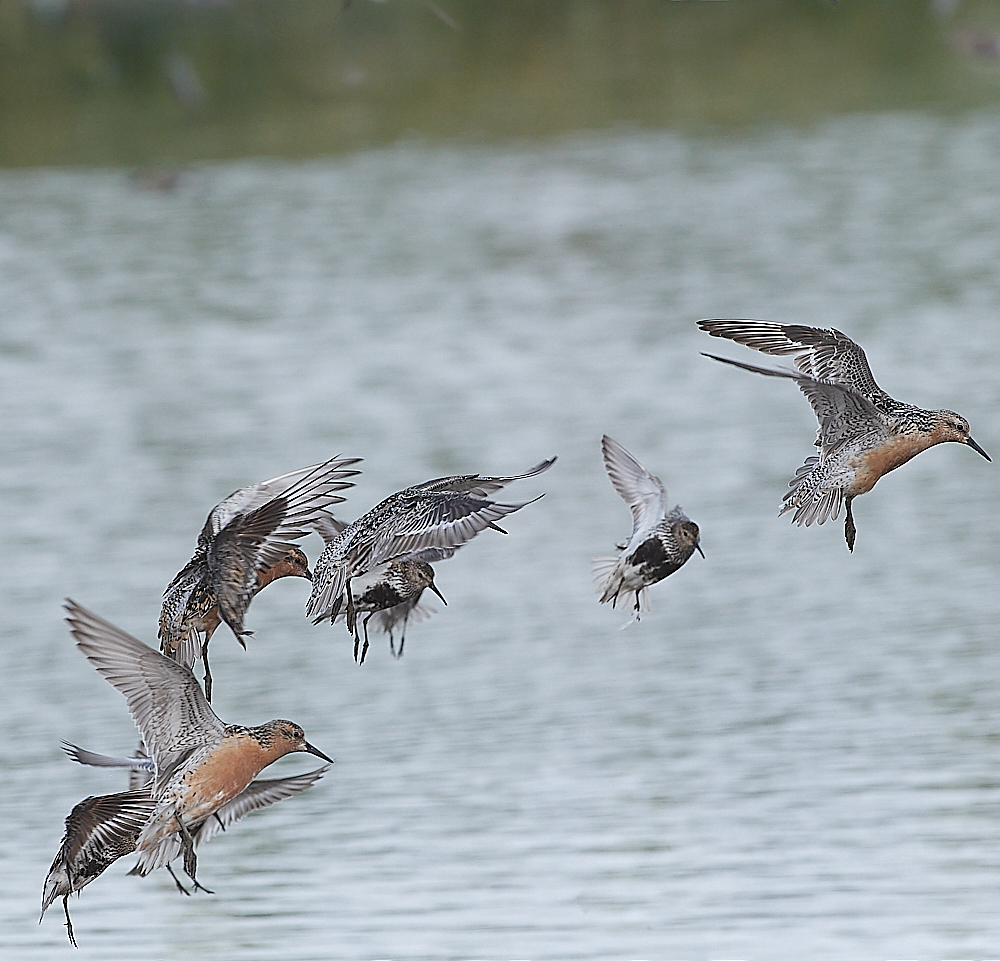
795 379 888 457
306 496 536 621
41 789 156 916
698 319 885 399
207 498 287 638
202 456 362 543
367 495 542 566
411 457 556 498
701 352 888 453
65 600 224 793
601 435 666 539
191 767 329 844
307 459 552 622
209 461 358 573
62 742 156 774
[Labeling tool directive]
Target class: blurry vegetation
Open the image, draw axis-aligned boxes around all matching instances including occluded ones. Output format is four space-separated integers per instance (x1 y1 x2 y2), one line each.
1 0 1000 167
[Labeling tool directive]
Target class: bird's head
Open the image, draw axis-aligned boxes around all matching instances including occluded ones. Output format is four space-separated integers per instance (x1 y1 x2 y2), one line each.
935 410 990 461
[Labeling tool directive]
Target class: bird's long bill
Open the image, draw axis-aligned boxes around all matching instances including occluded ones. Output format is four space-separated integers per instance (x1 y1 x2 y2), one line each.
428 582 448 606
695 544 706 559
303 742 334 763
967 436 992 461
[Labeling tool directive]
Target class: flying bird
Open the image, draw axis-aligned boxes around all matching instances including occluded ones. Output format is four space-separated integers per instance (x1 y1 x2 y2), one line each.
159 454 361 699
65 600 333 896
307 458 556 662
41 767 326 946
593 435 702 620
698 319 990 550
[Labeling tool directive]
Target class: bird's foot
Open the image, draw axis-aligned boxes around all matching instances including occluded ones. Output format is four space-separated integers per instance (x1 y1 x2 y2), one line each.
62 897 77 948
167 864 192 896
845 502 857 553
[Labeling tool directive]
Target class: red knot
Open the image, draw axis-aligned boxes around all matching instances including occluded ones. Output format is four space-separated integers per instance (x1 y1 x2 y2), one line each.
306 457 556 663
699 319 991 551
40 765 325 946
593 435 702 621
66 600 333 895
159 454 361 699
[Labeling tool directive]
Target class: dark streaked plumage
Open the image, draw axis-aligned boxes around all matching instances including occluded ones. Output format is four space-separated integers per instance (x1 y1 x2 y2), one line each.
65 600 333 891
699 319 990 550
332 558 447 662
41 767 326 946
41 790 154 947
306 457 556 657
593 435 702 618
159 455 361 699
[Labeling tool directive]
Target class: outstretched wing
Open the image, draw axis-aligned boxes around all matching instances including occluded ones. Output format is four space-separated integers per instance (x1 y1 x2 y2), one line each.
204 456 362 540
701 351 888 459
698 319 886 400
366 493 542 567
601 435 666 542
65 600 225 794
41 789 155 915
412 457 556 498
307 460 551 622
796 378 889 458
207 496 288 636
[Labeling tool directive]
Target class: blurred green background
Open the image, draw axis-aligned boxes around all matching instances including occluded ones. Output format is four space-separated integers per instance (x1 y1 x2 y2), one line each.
4 0 1000 168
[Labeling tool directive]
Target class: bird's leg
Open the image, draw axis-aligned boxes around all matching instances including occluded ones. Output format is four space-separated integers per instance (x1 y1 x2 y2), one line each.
174 813 213 894
345 578 357 636
62 896 77 948
396 618 408 659
388 629 397 658
166 864 192 896
358 613 373 665
844 497 857 553
201 636 213 703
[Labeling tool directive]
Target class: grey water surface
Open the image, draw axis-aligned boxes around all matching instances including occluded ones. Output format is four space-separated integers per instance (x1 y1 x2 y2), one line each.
2 113 1000 960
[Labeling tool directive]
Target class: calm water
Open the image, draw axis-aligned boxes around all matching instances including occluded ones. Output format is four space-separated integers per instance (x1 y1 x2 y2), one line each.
3 113 1000 960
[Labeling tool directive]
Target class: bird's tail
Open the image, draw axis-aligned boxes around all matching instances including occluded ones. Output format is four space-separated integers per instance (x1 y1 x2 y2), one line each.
591 555 623 605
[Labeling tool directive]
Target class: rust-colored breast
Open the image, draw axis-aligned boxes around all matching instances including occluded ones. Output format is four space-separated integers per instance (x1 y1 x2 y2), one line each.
851 434 933 496
181 736 271 821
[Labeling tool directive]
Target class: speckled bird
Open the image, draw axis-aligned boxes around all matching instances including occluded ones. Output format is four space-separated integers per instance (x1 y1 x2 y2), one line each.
159 454 361 699
66 600 333 895
698 319 991 551
593 435 703 619
306 458 556 661
332 556 449 662
41 767 325 947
